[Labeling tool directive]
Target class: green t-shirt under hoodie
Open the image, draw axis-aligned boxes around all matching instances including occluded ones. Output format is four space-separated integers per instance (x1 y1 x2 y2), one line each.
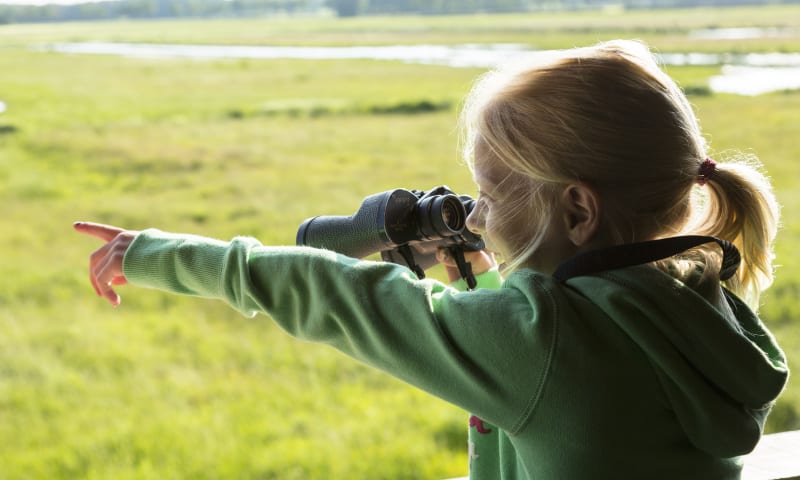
123 229 789 479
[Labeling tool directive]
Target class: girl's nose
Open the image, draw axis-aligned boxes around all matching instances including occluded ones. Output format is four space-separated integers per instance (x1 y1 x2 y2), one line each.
466 204 484 235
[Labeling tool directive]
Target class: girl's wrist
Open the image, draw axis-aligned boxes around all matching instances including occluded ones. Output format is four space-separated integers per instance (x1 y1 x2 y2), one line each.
438 249 497 283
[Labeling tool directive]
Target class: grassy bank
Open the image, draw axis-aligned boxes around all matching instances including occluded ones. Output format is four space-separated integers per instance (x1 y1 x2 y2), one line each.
1 9 798 479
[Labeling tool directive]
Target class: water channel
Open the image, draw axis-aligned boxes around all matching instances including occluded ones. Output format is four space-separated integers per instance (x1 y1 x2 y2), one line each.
42 37 800 96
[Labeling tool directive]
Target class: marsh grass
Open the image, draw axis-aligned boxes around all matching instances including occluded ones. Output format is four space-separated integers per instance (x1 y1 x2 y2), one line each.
1 9 799 478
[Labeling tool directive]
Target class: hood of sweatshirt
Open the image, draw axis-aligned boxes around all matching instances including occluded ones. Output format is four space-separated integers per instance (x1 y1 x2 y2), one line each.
567 265 789 457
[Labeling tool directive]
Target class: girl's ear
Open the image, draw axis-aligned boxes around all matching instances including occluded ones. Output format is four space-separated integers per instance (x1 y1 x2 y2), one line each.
561 183 601 247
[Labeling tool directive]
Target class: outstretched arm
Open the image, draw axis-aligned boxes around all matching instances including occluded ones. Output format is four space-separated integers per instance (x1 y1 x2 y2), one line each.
73 221 138 307
73 224 550 429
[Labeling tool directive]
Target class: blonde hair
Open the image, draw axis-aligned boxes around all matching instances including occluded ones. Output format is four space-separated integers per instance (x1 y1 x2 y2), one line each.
459 39 779 308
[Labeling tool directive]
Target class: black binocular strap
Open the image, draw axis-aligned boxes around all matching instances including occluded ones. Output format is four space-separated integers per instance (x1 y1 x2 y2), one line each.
552 235 741 282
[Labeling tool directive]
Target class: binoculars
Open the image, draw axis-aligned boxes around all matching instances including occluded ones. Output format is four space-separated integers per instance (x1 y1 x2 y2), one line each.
296 185 484 289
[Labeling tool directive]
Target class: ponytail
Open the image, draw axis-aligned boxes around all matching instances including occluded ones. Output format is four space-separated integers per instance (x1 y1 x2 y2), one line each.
686 153 780 308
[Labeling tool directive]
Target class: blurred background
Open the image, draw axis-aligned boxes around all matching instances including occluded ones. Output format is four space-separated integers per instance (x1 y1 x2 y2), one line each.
1 1 798 478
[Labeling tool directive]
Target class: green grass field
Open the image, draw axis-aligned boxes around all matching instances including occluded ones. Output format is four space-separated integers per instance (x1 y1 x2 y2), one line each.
1 7 799 478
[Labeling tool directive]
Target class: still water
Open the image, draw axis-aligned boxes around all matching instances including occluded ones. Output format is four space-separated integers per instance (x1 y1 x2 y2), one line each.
44 41 800 96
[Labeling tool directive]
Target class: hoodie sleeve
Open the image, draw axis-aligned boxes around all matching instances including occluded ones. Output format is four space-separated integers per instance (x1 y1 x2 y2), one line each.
122 229 555 432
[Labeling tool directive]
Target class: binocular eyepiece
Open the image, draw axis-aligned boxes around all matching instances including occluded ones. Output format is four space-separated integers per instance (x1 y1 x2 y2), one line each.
296 185 484 287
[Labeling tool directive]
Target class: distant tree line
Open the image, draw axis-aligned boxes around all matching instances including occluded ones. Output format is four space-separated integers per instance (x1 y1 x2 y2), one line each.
0 0 798 23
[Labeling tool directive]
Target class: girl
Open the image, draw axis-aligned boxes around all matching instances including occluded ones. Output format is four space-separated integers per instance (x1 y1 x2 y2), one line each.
76 40 788 479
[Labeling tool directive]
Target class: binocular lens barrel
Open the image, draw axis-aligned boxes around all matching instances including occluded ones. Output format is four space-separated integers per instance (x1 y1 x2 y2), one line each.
297 187 480 265
417 194 466 239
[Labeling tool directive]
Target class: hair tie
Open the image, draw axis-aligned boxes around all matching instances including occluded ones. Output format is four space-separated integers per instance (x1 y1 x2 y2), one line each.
697 158 717 186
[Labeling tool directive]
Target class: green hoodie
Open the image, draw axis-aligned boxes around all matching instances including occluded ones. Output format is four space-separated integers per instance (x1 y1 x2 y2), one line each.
123 229 789 479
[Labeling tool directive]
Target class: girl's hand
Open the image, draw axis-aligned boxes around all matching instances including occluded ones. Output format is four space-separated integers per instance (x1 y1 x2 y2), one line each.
436 248 497 283
73 222 139 307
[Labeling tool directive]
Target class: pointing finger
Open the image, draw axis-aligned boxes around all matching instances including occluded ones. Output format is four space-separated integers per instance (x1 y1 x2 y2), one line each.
74 221 125 242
